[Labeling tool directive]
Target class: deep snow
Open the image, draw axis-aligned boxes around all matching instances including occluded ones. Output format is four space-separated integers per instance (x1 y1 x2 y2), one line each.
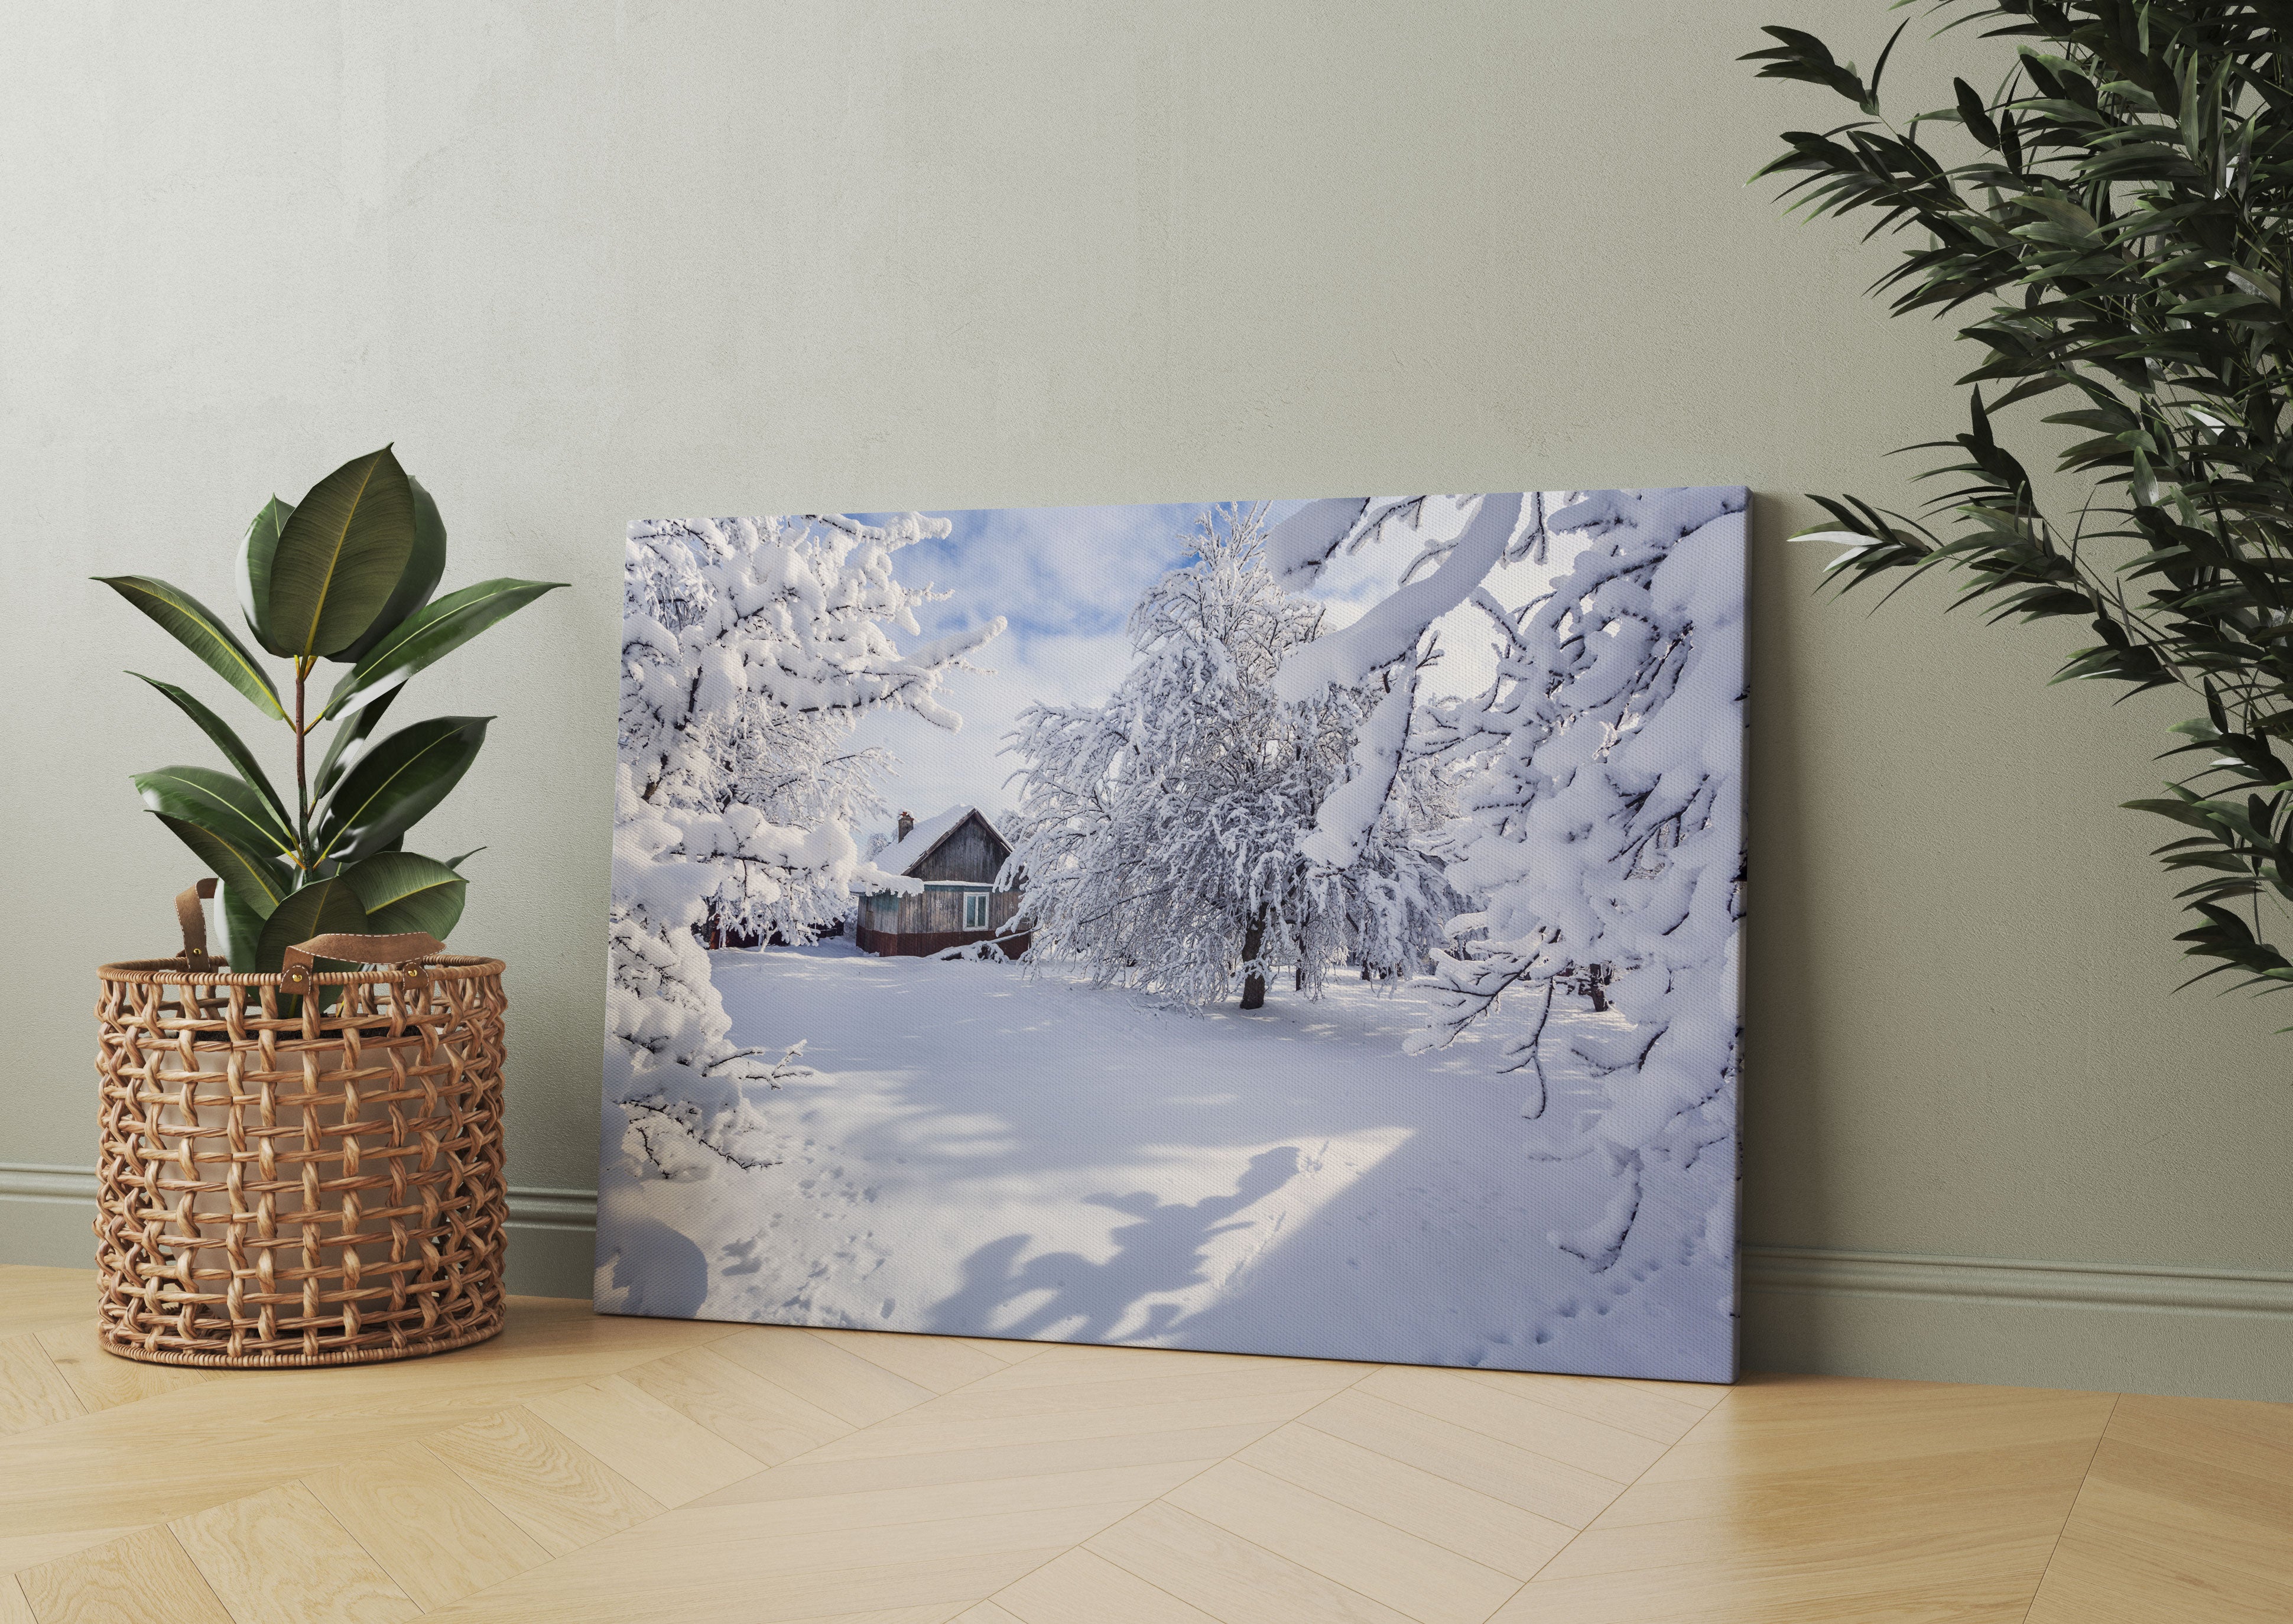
595 940 1736 1381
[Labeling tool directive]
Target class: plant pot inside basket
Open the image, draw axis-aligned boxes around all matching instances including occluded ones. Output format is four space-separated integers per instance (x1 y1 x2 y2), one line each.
95 934 510 1368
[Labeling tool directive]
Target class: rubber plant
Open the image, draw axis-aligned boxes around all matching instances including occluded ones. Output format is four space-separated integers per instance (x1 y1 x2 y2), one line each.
100 447 564 970
1746 3 2293 1002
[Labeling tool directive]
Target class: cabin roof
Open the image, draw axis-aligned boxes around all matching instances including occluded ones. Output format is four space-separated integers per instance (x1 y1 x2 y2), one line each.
876 804 1012 878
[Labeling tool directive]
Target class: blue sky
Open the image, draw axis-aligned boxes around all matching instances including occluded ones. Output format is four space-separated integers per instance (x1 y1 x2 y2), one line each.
845 499 1301 834
843 496 1561 841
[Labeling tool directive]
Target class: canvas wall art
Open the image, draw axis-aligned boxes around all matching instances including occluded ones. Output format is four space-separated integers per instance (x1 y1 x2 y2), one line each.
602 488 1746 1382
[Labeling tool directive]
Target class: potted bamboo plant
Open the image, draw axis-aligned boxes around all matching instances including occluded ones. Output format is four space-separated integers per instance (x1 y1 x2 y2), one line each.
90 447 563 1367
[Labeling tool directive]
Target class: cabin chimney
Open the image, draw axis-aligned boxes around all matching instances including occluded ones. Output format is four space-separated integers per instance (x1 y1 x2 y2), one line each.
897 810 915 840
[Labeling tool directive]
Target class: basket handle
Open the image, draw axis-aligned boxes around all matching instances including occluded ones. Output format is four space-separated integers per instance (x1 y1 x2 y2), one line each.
174 880 219 971
281 931 447 987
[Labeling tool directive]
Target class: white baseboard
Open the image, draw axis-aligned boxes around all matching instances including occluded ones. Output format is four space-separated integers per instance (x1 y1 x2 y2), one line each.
8 1165 2286 1398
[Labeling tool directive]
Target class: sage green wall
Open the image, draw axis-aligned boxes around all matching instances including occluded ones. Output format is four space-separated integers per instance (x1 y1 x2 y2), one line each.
5 2 2287 1399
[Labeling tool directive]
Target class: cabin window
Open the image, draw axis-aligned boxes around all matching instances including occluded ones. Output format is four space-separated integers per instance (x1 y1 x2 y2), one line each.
963 891 989 930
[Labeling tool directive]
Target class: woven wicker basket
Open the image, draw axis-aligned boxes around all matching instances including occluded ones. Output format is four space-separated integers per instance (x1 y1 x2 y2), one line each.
92 883 509 1368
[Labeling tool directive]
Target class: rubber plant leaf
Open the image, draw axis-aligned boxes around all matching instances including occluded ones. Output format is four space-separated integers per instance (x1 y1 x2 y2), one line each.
135 765 295 858
217 881 268 972
340 850 467 939
334 474 449 665
235 496 295 655
254 875 371 977
312 715 491 864
320 577 567 722
132 674 290 829
312 684 401 801
267 446 417 660
95 576 285 720
150 814 290 918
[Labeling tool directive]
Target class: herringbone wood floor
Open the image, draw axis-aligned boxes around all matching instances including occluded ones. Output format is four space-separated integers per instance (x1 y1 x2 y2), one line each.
1 1265 2286 1622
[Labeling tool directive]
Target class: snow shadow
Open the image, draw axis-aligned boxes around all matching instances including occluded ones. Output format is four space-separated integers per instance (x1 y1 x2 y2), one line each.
924 1146 1304 1341
680 945 1726 1373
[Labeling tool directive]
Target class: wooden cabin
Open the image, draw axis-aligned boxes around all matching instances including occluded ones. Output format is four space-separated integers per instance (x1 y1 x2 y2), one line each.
853 805 1030 959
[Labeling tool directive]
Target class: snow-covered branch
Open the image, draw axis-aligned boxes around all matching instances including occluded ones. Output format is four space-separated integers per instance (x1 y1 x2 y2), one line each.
611 512 1002 1175
1278 487 1746 1288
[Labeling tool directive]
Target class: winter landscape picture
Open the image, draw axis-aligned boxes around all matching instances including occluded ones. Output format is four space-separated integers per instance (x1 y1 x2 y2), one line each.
605 489 1746 1381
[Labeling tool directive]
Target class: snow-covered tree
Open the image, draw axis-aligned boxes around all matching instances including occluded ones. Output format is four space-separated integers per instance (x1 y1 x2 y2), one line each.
612 514 1002 1158
694 705 894 944
1271 488 1746 1283
1003 506 1453 1007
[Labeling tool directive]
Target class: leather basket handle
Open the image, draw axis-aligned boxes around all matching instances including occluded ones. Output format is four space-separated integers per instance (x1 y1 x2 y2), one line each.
176 880 219 972
281 931 447 987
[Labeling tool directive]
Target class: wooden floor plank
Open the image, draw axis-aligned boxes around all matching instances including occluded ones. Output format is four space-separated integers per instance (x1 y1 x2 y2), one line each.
0 1298 745 1551
1236 1421 1571 1581
1165 1460 1521 1624
900 1362 1363 1427
1089 1500 1417 1624
1635 1376 2116 1485
994 1548 1222 1624
699 1424 1263 1509
1355 1366 1667 1485
1508 1381 2109 1623
816 1330 1015 1395
1493 1536 2061 1623
968 1345 1369 1392
954 1338 1043 1366
2104 1391 2293 1483
691 1461 1202 1539
34 1330 212 1415
0 1336 84 1437
17 1527 233 1624
954 1603 1030 1624
426 1546 1064 1624
1294 1388 1624 1528
524 1374 768 1506
1585 1435 2095 1532
1448 1368 1714 1446
420 1493 1135 1623
0 1524 152 1580
0 1271 97 1339
0 1272 2284 1624
304 1441 553 1610
169 1482 418 1624
800 1389 1337 1466
712 1326 940 1428
2024 1434 2293 1623
620 1343 855 1466
421 1408 665 1556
